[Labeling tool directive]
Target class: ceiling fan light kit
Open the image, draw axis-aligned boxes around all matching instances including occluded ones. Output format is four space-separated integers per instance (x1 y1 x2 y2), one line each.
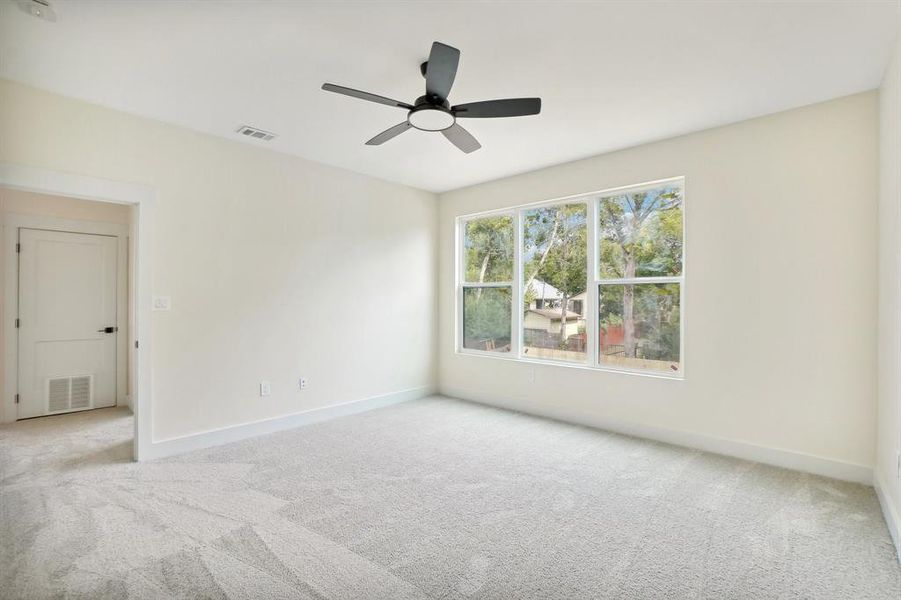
321 41 541 153
407 104 455 132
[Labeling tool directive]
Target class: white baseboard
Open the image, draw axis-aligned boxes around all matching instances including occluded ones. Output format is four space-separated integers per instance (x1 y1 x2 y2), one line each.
440 385 873 485
142 385 434 461
875 469 901 563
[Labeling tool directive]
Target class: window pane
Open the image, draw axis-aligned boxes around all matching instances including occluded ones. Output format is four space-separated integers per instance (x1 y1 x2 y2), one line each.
463 287 511 352
599 184 683 278
599 283 680 373
522 203 587 362
464 216 513 283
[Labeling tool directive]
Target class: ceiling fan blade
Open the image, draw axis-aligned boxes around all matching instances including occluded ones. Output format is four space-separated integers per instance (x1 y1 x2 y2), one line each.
322 83 413 109
365 122 413 145
453 98 542 118
425 42 460 101
442 123 481 154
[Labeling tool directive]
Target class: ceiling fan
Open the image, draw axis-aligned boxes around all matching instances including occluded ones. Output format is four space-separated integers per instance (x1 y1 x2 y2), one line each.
321 41 541 154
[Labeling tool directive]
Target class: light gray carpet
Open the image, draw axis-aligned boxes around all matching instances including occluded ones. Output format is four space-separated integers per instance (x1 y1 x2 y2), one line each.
1 396 899 599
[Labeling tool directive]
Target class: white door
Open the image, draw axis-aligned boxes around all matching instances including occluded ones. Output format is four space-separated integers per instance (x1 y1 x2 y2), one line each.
17 228 118 419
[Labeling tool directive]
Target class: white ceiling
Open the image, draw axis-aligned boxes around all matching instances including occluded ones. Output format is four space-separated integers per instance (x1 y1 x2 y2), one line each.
1 1 899 192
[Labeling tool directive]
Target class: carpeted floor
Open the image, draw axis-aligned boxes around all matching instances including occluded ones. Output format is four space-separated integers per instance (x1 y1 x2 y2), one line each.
1 396 899 599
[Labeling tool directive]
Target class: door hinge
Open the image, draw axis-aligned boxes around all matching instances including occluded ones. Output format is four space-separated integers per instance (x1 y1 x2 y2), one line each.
14 394 19 404
15 242 20 253
14 318 19 328
135 340 139 349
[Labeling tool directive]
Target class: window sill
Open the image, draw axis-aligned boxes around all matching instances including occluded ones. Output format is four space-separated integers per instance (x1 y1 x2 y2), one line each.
454 349 685 380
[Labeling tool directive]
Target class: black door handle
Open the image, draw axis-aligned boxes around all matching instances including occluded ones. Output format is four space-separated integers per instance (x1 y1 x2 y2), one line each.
97 326 118 333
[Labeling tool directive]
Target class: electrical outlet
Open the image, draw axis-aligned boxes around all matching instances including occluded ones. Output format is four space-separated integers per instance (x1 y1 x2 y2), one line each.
299 377 308 391
260 381 271 397
526 368 536 384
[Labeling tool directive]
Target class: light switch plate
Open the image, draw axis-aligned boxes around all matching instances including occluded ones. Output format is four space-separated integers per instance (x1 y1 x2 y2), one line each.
260 381 271 397
153 296 171 311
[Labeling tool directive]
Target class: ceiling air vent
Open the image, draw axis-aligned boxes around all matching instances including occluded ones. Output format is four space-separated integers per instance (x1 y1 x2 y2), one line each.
235 125 277 142
18 0 57 22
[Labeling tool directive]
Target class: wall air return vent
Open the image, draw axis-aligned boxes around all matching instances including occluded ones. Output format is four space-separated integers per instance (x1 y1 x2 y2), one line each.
46 375 93 413
235 125 277 142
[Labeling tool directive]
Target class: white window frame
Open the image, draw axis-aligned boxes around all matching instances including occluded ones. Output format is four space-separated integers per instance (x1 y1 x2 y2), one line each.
455 176 685 379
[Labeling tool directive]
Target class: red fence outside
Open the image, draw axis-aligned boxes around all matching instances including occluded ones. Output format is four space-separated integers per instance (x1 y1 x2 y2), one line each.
600 325 625 354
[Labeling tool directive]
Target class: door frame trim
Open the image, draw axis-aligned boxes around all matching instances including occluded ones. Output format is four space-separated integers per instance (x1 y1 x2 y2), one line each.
7 220 129 416
0 163 154 461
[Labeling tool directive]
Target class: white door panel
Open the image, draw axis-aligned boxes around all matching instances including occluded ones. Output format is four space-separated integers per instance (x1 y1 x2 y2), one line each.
18 229 118 419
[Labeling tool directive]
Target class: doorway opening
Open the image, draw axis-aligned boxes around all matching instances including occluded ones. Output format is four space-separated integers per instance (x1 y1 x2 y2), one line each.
0 162 154 460
2 188 134 432
0 164 152 461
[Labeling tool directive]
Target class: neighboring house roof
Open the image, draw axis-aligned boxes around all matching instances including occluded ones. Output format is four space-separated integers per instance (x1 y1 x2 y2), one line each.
526 309 582 322
525 279 562 300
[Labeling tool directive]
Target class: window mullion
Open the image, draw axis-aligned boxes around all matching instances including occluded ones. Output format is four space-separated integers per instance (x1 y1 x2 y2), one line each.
456 217 463 352
512 209 523 358
586 198 599 367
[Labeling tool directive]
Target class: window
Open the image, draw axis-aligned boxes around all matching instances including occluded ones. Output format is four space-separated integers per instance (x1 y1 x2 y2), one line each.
522 203 587 362
460 215 513 353
457 178 684 376
597 183 683 373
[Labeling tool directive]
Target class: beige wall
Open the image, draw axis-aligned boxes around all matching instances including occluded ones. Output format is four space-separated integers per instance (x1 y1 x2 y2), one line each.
439 91 879 470
1 188 131 223
878 34 901 540
0 79 438 441
0 188 133 411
